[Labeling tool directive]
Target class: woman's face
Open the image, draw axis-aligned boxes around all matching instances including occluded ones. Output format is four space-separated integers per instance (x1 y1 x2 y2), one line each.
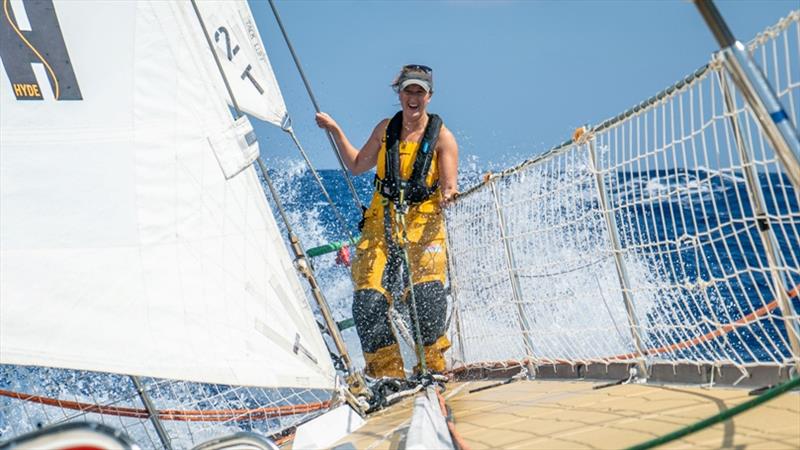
399 84 431 121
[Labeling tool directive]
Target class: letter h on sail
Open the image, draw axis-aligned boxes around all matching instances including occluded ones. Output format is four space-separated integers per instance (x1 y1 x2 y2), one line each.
0 0 82 100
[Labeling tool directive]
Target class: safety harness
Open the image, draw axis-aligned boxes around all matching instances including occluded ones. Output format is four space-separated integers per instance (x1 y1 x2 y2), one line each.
374 111 443 205
371 112 444 377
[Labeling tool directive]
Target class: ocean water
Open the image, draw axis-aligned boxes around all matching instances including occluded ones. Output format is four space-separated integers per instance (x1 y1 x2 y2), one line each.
610 168 800 363
1 158 798 448
267 163 800 366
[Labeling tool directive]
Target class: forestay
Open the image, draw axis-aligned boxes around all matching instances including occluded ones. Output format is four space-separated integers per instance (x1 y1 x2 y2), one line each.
0 0 334 389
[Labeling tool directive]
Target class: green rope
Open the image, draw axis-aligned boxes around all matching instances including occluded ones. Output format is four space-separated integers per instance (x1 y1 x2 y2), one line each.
306 237 359 258
626 376 800 450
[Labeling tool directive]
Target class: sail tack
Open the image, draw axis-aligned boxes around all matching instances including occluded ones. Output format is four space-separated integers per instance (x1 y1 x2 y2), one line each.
0 0 333 389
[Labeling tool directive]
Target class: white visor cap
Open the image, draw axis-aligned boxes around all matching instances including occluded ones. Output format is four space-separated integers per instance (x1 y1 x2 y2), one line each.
399 78 431 93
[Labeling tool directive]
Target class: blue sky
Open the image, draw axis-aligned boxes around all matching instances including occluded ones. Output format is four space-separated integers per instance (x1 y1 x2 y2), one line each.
248 0 797 171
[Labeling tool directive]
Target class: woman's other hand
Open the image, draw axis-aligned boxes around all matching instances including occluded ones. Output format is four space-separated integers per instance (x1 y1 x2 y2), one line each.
440 191 459 208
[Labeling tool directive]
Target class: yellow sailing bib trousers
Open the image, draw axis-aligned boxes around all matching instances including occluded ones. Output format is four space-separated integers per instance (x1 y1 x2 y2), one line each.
351 131 451 378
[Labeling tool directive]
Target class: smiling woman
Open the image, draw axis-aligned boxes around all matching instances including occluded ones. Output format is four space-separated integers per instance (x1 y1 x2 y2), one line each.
314 64 459 378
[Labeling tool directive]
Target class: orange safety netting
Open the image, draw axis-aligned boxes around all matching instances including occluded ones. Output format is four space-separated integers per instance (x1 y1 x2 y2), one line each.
0 389 330 422
451 284 799 375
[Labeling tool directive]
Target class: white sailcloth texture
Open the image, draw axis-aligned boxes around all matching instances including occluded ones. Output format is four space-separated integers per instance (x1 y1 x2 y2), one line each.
194 0 289 126
0 0 334 389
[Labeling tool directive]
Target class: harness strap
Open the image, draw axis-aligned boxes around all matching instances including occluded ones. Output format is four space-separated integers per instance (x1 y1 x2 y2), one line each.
406 114 442 202
374 111 443 205
385 111 403 199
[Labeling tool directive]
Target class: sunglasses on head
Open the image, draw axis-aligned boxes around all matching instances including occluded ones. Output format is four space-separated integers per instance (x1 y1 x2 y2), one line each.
403 64 432 74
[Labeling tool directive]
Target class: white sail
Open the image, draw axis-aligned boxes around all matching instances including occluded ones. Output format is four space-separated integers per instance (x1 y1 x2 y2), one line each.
194 0 289 126
0 0 334 389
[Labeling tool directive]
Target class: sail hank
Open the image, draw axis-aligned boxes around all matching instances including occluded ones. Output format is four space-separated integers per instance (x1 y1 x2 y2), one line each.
0 0 333 390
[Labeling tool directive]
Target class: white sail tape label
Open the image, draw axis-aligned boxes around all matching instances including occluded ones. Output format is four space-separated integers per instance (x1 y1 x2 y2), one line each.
207 115 259 179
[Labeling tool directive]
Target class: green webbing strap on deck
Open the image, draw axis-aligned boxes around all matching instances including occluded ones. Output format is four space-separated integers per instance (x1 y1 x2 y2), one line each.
306 237 360 257
626 376 800 450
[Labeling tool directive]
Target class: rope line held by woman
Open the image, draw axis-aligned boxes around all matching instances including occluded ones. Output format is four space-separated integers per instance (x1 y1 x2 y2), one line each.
282 121 359 243
266 0 364 212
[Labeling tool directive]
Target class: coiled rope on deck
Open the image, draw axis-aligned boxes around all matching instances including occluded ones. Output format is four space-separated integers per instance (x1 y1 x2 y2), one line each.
625 376 800 450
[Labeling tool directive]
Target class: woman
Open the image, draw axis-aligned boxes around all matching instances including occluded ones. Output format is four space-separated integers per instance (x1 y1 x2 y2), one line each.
316 64 458 378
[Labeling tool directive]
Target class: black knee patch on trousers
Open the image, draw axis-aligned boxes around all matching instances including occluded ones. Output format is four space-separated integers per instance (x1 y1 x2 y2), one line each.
410 281 447 346
353 289 396 353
